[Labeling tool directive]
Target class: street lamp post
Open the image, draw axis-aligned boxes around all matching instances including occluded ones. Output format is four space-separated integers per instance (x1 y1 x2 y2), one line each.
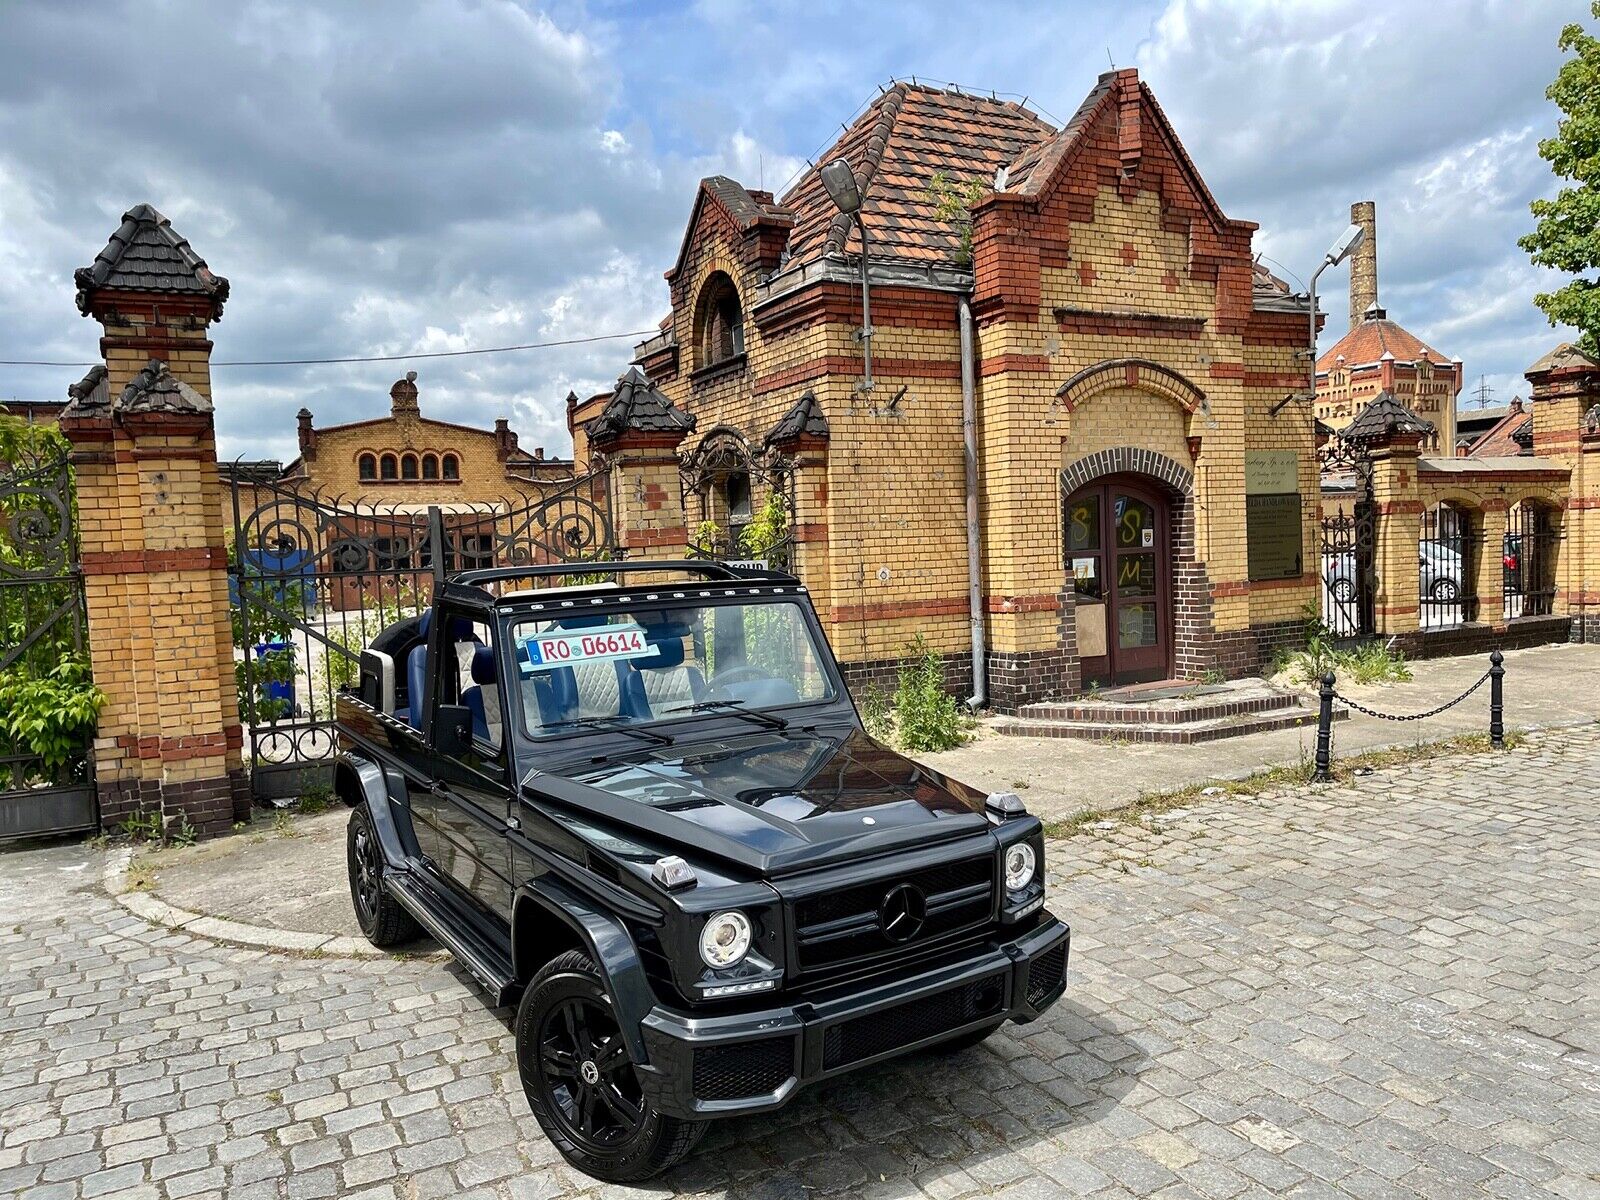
1306 223 1366 409
820 158 873 391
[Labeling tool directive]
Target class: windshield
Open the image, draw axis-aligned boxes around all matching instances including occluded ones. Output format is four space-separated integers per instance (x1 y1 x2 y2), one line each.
509 599 834 738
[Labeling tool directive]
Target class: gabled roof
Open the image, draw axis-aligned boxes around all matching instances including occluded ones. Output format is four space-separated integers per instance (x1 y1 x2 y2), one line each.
780 82 1055 266
119 359 211 414
764 390 829 448
74 204 229 317
1340 391 1433 444
586 367 696 442
666 176 793 282
1468 404 1534 458
1317 310 1452 373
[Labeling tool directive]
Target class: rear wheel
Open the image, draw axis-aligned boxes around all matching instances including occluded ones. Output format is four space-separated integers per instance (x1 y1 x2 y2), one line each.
1431 577 1460 602
347 806 419 947
516 950 701 1182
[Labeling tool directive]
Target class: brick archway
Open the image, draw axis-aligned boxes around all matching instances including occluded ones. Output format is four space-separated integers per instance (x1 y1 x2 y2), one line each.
1060 446 1194 498
1056 359 1209 418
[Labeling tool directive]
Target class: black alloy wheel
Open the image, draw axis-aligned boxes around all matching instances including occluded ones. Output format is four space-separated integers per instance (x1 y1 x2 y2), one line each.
516 951 700 1181
346 805 419 947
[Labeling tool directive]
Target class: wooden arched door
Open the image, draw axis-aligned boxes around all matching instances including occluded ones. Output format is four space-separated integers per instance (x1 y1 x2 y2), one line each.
1063 477 1173 686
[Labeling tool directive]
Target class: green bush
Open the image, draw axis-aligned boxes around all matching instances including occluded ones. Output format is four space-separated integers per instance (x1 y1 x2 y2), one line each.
892 636 972 753
858 681 894 743
1272 605 1412 686
0 653 103 785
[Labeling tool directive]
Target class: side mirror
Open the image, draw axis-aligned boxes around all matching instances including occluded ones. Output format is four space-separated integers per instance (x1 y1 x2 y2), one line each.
434 704 473 756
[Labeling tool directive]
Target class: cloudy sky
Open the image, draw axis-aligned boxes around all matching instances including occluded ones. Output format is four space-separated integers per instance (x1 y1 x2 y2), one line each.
0 0 1586 460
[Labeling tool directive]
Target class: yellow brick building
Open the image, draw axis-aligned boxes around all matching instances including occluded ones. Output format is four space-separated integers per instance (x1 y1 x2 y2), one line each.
617 71 1322 708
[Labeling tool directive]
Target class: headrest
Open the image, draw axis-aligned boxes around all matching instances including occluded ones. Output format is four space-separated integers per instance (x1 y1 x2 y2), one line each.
470 644 497 684
634 638 685 669
418 609 477 643
417 608 433 638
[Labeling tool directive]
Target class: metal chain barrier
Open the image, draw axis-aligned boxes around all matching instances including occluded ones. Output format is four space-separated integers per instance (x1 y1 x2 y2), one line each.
1313 650 1505 782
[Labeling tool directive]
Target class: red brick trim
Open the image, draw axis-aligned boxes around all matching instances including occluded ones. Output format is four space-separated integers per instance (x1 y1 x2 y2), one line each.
979 354 1051 377
829 597 968 623
624 526 688 548
1055 307 1205 341
793 522 828 542
753 355 959 395
115 730 232 762
1210 572 1318 598
128 447 219 461
82 545 227 575
1374 500 1426 515
985 593 1062 614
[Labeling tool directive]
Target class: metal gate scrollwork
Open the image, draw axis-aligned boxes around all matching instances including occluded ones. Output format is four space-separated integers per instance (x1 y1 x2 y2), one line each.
1317 434 1376 639
679 426 796 566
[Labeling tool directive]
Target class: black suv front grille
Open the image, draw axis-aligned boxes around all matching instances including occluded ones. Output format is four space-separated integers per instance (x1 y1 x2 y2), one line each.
692 1038 795 1101
821 972 1007 1070
1026 940 1068 1008
792 853 995 977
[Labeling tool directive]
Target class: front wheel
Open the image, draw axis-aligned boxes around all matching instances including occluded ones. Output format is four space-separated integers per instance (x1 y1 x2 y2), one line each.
1431 577 1460 602
347 805 420 947
516 950 702 1182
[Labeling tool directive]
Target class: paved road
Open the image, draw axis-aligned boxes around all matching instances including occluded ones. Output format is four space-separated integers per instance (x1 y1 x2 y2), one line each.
3 728 1598 1199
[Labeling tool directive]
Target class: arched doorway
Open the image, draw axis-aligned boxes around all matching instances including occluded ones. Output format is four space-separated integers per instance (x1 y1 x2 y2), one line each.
1064 476 1173 685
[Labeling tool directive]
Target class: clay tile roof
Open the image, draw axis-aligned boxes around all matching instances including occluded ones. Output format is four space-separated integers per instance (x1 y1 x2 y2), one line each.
764 390 829 448
780 83 1056 266
1340 391 1433 445
1317 314 1452 373
702 176 790 229
118 359 211 414
74 204 229 317
1004 74 1111 195
66 364 111 410
1468 408 1535 458
585 366 696 441
1252 260 1291 296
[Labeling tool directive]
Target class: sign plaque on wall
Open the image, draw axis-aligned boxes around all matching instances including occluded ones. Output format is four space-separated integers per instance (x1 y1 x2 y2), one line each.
1244 450 1303 582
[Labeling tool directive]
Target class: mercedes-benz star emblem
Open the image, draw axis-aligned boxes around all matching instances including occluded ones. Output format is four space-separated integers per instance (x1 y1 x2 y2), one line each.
878 883 927 943
579 1060 600 1085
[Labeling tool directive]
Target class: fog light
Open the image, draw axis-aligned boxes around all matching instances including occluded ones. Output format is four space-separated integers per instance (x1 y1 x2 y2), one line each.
699 911 752 968
1005 843 1037 892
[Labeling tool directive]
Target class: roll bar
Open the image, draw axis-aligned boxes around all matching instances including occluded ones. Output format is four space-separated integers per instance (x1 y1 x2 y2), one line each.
451 560 796 589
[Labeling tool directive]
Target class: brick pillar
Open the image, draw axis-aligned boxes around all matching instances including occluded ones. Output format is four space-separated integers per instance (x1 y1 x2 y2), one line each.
1476 503 1509 625
1527 344 1600 640
61 205 245 838
585 368 695 559
1369 433 1423 638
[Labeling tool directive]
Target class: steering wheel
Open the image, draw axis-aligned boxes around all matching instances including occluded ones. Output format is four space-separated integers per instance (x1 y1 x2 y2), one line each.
708 664 768 698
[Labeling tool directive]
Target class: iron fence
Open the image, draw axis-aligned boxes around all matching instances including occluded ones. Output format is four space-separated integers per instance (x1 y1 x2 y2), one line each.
1419 505 1480 629
1503 504 1560 620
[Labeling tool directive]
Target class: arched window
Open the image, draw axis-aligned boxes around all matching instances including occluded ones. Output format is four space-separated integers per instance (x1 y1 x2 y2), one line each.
695 272 745 368
422 453 439 480
401 453 419 480
380 453 398 480
358 453 377 481
442 453 460 480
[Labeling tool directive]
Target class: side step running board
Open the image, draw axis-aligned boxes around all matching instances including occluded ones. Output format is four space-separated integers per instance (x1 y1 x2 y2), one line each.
385 871 518 1005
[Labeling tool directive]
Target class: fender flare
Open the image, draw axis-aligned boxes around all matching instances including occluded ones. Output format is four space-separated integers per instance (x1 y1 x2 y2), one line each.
514 876 658 1063
332 752 409 867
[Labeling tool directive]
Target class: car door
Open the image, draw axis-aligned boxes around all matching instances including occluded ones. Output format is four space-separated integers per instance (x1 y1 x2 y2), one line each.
426 613 515 920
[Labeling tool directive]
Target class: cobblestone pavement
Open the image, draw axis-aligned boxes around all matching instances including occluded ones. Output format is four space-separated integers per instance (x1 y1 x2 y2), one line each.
3 729 1597 1200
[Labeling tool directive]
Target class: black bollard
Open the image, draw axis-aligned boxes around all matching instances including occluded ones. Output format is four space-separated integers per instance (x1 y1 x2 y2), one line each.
1314 671 1335 782
1489 649 1505 749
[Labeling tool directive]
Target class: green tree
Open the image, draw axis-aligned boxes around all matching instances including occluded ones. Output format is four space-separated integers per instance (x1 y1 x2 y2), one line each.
1521 3 1600 354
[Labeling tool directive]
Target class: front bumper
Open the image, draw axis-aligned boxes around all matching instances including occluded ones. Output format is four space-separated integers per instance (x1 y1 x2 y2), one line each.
635 915 1069 1120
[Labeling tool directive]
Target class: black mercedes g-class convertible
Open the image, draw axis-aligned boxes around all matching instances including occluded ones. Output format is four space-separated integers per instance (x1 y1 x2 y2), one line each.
333 561 1068 1181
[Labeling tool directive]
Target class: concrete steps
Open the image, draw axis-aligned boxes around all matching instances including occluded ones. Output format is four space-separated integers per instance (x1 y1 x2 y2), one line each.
992 679 1347 744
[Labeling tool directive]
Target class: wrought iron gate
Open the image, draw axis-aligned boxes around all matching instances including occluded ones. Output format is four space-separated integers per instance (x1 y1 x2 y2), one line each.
1318 437 1376 639
679 426 796 567
229 471 615 801
0 451 97 841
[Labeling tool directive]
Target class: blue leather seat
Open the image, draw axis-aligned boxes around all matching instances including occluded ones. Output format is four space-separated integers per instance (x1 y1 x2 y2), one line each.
619 633 705 719
404 611 434 728
461 645 497 742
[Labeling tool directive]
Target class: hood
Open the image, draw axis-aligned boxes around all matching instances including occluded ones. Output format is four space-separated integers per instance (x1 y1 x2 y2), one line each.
532 727 993 876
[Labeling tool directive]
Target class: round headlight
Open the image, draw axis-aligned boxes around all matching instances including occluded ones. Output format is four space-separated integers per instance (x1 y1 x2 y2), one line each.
1005 843 1037 892
699 911 752 969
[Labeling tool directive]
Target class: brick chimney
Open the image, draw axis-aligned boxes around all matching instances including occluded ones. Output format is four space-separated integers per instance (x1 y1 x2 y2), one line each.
1349 200 1378 328
390 371 420 418
296 408 316 460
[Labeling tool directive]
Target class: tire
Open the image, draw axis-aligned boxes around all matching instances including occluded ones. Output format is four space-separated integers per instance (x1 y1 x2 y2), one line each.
1331 578 1357 604
926 1021 1004 1055
347 805 420 947
1431 577 1459 602
516 950 702 1182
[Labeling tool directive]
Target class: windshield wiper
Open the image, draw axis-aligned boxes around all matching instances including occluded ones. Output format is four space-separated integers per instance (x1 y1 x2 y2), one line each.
669 699 788 731
541 715 673 746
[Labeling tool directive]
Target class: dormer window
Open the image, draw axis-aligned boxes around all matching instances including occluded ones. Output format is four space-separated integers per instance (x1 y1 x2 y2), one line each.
695 272 745 369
